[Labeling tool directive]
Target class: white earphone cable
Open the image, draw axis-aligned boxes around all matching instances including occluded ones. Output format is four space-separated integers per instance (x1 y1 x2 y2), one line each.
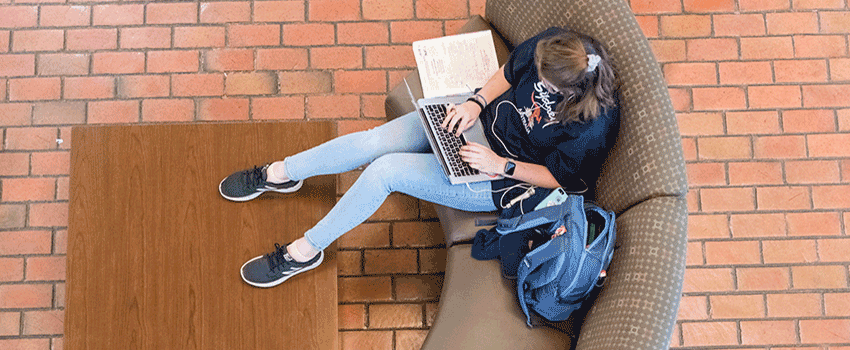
491 100 526 159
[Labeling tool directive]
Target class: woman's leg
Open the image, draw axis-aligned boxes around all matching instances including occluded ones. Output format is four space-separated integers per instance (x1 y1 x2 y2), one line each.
267 111 429 182
241 151 497 287
302 152 498 252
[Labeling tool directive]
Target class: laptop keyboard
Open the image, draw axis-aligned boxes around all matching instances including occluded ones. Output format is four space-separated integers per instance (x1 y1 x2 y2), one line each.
423 104 479 177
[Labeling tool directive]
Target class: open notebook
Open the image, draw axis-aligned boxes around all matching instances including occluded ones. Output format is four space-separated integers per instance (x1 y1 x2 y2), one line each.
413 30 500 98
407 31 503 184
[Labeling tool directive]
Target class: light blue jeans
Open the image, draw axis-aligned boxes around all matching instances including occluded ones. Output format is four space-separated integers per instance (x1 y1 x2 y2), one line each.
283 111 498 251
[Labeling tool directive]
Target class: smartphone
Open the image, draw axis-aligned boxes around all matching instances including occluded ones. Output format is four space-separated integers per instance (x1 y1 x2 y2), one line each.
534 187 569 211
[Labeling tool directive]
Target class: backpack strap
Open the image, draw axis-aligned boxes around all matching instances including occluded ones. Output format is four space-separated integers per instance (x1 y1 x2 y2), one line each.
515 235 571 327
495 195 583 235
523 237 569 289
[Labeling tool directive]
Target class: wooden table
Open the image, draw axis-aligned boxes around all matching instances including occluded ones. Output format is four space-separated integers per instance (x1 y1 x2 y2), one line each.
67 122 338 350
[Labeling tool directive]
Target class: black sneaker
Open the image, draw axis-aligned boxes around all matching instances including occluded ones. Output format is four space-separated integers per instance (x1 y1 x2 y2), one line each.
241 243 323 288
219 164 302 201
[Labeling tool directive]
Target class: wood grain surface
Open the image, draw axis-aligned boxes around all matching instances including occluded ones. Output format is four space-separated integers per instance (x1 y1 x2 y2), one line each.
67 122 338 350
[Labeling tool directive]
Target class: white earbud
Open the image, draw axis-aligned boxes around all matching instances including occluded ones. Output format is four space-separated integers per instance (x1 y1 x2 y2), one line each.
505 187 535 208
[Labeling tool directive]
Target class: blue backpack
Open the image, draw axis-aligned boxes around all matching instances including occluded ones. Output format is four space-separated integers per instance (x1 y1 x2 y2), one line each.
493 194 616 326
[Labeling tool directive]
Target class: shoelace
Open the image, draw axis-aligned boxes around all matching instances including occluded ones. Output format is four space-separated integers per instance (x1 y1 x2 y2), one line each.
266 243 289 271
245 165 267 188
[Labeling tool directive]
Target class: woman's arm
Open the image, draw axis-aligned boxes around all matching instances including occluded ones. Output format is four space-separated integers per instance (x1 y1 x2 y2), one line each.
442 65 511 136
500 158 561 189
459 142 562 189
454 66 562 189
475 65 511 107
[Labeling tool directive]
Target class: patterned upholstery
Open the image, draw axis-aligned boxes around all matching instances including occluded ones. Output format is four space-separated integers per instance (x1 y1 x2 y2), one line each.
577 196 688 349
384 0 688 349
486 1 689 349
487 0 688 212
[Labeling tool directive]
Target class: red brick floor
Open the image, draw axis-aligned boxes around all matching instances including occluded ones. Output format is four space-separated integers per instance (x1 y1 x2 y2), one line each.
0 0 848 349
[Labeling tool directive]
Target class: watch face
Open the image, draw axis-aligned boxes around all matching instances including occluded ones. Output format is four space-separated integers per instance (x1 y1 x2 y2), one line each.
505 160 516 176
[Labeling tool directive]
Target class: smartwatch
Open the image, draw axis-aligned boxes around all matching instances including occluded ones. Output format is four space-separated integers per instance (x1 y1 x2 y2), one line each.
503 159 516 176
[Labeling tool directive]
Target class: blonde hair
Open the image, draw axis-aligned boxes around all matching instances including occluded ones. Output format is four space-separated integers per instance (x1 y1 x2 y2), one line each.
534 30 617 124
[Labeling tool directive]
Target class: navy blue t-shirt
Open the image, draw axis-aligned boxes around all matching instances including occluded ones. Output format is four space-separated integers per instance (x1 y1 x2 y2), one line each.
479 27 620 208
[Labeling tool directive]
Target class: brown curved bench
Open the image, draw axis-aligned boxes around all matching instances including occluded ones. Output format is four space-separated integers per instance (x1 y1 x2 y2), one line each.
385 1 688 348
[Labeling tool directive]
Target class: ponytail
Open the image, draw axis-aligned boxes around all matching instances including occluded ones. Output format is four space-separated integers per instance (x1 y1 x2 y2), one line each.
535 30 617 124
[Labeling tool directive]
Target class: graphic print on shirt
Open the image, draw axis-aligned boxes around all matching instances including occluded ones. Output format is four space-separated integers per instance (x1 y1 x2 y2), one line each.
518 81 560 133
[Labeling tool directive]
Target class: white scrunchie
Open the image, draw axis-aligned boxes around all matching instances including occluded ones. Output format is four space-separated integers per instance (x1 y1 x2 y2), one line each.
587 54 602 72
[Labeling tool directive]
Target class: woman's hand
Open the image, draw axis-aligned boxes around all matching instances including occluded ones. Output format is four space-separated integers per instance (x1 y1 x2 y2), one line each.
459 142 506 176
441 101 481 137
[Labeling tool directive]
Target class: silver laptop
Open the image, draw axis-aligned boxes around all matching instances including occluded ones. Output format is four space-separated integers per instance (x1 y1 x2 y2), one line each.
404 79 503 185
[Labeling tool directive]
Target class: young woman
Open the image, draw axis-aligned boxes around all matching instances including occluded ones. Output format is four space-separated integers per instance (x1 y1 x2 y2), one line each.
219 27 620 288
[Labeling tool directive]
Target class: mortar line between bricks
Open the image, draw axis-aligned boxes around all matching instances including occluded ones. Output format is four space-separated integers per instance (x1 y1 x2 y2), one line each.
0 199 70 205
736 319 743 347
386 219 394 246
0 306 64 313
363 303 371 329
794 318 803 344
339 327 430 332
844 264 850 291
682 290 850 298
358 326 432 331
389 275 396 301
0 278 68 286
691 183 850 189
678 345 828 350
690 208 849 216
338 300 438 307
688 262 850 268
0 335 56 341
349 272 445 277
674 321 684 347
415 249 420 274
358 249 365 275
0 253 68 259
816 293 827 326
23 196 31 233
697 239 708 265
420 302 427 328
690 237 850 243
760 293 768 323
342 246 445 251
679 316 850 323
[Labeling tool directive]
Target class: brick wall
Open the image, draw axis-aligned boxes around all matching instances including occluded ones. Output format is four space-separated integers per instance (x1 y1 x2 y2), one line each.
634 0 850 348
0 0 848 349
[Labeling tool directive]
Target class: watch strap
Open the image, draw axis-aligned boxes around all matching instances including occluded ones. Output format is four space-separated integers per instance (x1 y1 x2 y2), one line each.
466 97 484 111
504 159 516 176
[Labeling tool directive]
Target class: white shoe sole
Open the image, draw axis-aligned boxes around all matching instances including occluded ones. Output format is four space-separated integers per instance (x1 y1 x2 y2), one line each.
240 251 323 288
218 178 303 202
